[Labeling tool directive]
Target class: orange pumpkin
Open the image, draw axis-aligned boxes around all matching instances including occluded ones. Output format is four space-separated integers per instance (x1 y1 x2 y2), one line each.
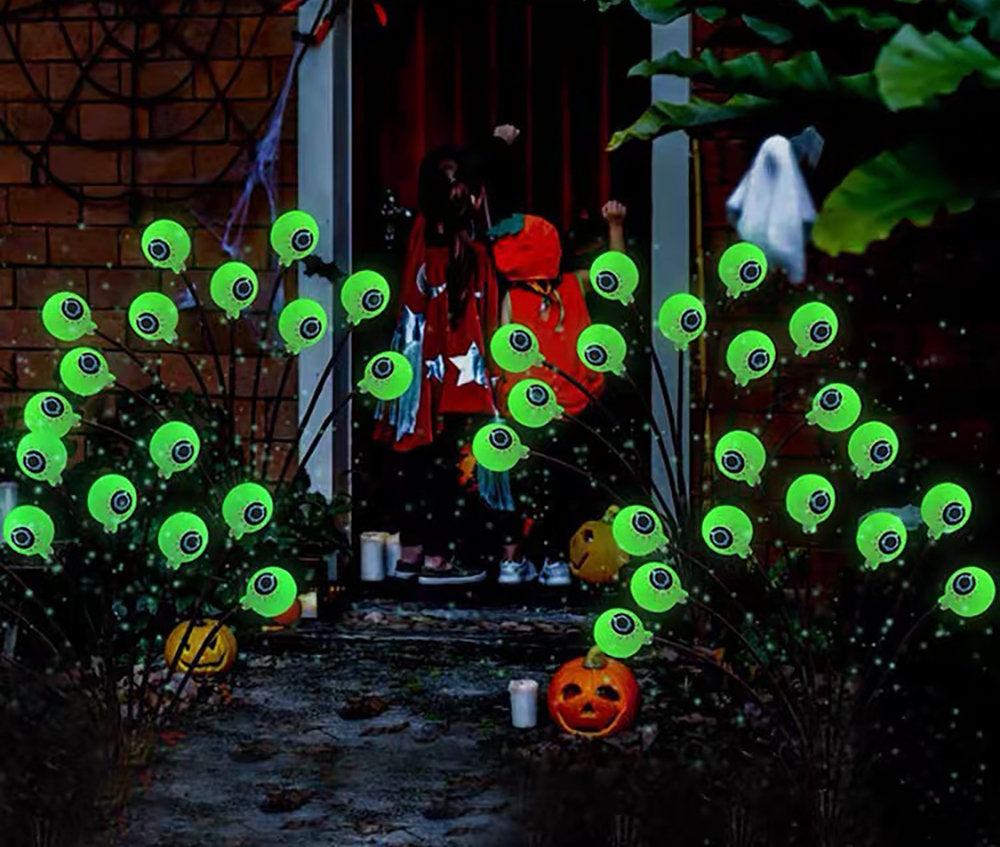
164 619 237 676
568 505 629 583
271 598 302 625
547 646 640 737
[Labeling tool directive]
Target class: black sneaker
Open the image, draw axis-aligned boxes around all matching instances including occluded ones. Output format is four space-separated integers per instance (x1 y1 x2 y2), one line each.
417 558 487 585
391 559 422 580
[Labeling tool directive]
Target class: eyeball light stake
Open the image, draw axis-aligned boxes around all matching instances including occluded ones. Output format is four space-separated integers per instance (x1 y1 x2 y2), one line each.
240 566 299 618
577 324 628 376
358 352 414 401
16 431 67 487
785 474 836 534
920 482 972 541
714 430 766 487
222 483 274 540
41 292 96 342
856 511 907 571
589 251 639 305
270 210 319 267
141 220 191 274
278 298 328 355
507 379 564 429
149 421 201 480
726 330 775 387
472 423 530 473
848 421 898 480
3 505 55 559
702 505 754 559
341 270 390 325
718 242 767 299
806 383 862 432
59 348 115 397
630 562 688 613
128 292 179 344
87 474 137 533
210 261 259 319
593 608 652 659
23 391 80 438
612 506 667 556
789 302 839 357
491 324 544 373
157 512 209 571
939 567 995 618
657 293 707 352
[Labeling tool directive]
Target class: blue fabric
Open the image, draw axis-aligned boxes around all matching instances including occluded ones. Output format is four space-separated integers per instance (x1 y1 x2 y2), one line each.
477 464 514 511
375 306 425 438
487 214 525 239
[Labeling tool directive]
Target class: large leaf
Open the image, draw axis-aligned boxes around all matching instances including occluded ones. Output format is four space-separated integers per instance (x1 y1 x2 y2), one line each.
742 14 794 43
874 24 1000 110
956 0 1000 38
627 0 903 29
812 144 977 255
794 0 902 30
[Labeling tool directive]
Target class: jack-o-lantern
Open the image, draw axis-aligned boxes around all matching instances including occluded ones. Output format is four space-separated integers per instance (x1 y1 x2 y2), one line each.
164 619 237 676
547 646 640 737
568 505 629 583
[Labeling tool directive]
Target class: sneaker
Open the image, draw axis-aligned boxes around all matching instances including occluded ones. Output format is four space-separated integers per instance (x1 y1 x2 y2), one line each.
391 545 423 580
418 557 487 585
498 558 538 585
538 559 572 587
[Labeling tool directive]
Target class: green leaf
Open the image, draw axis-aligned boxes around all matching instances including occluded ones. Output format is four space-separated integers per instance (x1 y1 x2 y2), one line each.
794 0 902 30
812 144 977 255
956 0 1000 39
874 24 1000 110
742 14 794 43
629 0 686 24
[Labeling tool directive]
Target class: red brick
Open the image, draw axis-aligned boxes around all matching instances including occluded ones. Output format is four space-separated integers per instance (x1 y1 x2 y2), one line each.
14 351 61 390
136 60 196 98
0 269 12 306
193 143 246 180
82 195 134 226
0 63 46 98
239 16 293 57
235 352 289 397
0 225 47 264
149 102 226 142
91 309 127 343
48 226 119 266
16 22 91 61
78 103 133 140
7 186 80 225
48 147 120 184
88 268 156 308
118 227 147 267
0 144 32 185
47 61 121 100
160 351 225 395
130 148 195 184
0 308 51 349
14 267 87 307
194 59 270 99
105 350 155 389
170 18 239 59
228 99 273 137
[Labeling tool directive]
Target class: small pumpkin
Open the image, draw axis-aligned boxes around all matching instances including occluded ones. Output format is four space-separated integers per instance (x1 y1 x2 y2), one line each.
164 619 237 676
568 505 629 583
271 598 302 625
547 645 640 737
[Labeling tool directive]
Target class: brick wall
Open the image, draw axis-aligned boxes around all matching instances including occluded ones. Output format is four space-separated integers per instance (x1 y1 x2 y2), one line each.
1 3 302 475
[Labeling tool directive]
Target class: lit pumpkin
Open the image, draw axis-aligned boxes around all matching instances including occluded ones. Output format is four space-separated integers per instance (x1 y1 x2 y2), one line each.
547 646 640 738
568 505 629 583
271 598 302 625
164 619 237 676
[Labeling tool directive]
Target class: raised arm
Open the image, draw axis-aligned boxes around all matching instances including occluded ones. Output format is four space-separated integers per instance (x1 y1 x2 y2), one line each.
602 200 627 252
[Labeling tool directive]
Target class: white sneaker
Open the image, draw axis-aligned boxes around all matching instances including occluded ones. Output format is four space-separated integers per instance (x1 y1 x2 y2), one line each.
538 559 572 587
498 558 538 585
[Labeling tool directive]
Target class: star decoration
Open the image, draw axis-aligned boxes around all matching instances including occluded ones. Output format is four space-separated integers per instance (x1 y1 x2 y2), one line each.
449 342 489 388
426 354 445 382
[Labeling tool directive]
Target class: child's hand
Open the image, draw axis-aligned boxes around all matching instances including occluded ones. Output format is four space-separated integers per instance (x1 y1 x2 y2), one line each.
494 124 521 145
602 200 627 225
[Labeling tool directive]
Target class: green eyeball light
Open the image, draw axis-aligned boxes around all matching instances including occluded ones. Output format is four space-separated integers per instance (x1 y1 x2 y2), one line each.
507 378 563 429
847 421 898 480
358 351 414 401
270 210 319 267
222 482 274 540
718 242 767 299
141 219 191 274
856 511 907 571
59 347 115 397
16 431 67 487
612 505 668 557
240 566 299 618
341 269 390 325
785 473 836 534
789 302 838 357
702 505 754 559
939 567 995 618
149 421 200 480
725 330 775 388
128 292 179 344
589 251 639 306
278 297 328 355
41 291 96 342
23 391 80 438
805 383 862 433
577 324 628 376
87 474 137 534
210 261 259 319
630 562 688 614
157 512 209 571
3 505 55 559
472 422 530 473
491 324 544 373
920 482 972 541
714 430 766 487
657 293 707 352
593 608 652 659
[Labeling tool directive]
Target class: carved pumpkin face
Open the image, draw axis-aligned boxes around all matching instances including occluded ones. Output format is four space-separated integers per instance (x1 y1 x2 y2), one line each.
164 619 237 676
568 506 629 584
547 647 640 738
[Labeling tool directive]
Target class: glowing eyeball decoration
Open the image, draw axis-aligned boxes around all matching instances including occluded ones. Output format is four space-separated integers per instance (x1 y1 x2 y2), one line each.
718 242 767 299
491 324 544 373
341 269 390 325
702 505 754 559
714 430 766 487
577 324 628 376
593 608 652 659
3 505 55 559
472 422 530 473
847 421 898 480
128 292 179 344
149 421 200 480
87 474 137 534
657 293 707 352
222 483 274 540
806 383 862 433
23 391 80 437
589 251 639 305
278 298 328 355
240 566 299 618
141 219 191 274
725 330 775 388
507 378 564 429
157 512 209 571
920 482 972 541
270 210 319 267
612 506 667 557
358 351 414 401
59 347 115 396
785 474 836 534
939 567 996 618
630 562 688 613
210 261 259 319
41 292 96 341
855 511 907 571
788 302 838 357
16 432 67 487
